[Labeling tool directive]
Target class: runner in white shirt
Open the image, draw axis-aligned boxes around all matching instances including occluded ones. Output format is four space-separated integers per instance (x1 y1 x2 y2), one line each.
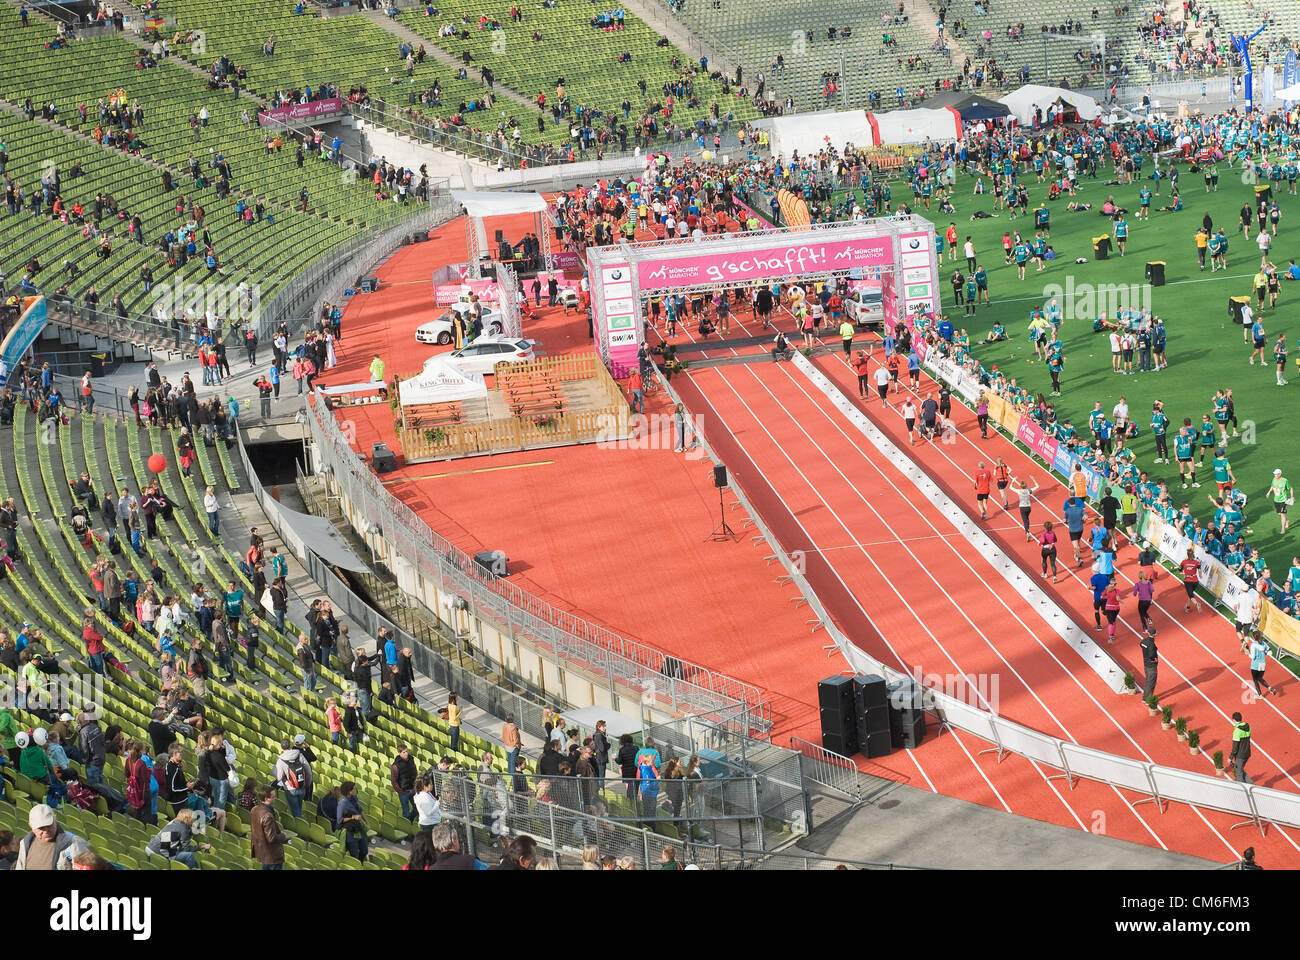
873 365 891 408
1108 330 1122 372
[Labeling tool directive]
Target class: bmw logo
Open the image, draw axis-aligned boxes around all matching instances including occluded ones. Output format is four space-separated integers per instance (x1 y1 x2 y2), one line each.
907 238 922 250
610 269 623 280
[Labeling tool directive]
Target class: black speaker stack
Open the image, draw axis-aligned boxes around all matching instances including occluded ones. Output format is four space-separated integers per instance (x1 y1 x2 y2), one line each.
854 674 892 759
818 674 894 758
713 464 728 488
818 675 857 756
886 679 927 749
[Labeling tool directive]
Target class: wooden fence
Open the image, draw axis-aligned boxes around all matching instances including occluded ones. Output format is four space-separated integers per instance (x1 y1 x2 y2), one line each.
397 352 630 461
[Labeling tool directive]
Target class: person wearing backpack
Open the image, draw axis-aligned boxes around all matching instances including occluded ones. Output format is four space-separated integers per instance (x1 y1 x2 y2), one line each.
390 745 418 823
273 737 312 818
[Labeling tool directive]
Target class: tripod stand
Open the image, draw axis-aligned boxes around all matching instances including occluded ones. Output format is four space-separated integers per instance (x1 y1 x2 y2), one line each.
706 483 737 541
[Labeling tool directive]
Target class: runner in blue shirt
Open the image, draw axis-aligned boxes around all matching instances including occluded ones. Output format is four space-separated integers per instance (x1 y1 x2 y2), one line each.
1112 214 1129 256
1197 414 1216 466
1090 570 1111 631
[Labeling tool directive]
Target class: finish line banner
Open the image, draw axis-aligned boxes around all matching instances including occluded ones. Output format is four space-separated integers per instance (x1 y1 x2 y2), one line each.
258 97 344 126
636 236 893 290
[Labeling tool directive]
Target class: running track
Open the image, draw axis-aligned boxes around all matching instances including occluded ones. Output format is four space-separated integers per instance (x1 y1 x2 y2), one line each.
673 351 1300 866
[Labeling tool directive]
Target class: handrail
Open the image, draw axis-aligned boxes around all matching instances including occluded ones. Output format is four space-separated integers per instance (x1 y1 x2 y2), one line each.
789 736 862 804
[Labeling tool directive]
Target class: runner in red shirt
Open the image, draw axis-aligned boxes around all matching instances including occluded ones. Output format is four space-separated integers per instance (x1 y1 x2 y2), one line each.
1179 546 1203 614
972 461 993 520
886 352 904 394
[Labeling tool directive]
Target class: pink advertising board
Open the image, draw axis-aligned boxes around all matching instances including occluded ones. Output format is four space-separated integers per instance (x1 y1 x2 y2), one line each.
636 236 894 290
1015 417 1060 464
258 97 344 126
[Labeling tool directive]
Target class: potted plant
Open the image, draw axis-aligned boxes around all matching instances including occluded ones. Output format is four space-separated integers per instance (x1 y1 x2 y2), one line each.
1188 729 1201 756
533 414 557 430
1174 716 1188 742
1143 694 1159 717
1212 749 1225 775
801 346 813 357
423 427 447 446
1122 671 1135 695
1160 705 1173 730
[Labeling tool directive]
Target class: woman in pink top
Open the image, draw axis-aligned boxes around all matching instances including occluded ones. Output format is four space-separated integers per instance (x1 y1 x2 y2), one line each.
1103 578 1122 643
1131 570 1155 632
1038 520 1059 582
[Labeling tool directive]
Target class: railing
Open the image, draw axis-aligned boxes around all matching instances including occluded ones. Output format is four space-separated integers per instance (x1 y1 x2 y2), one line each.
344 96 758 169
303 389 773 732
789 736 862 804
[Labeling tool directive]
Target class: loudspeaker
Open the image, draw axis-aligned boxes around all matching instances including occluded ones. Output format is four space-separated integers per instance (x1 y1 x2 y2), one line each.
822 730 859 757
818 675 855 712
1145 261 1165 286
713 464 728 488
473 549 509 577
863 730 892 759
819 675 858 757
854 674 887 710
891 715 926 749
412 231 428 243
1229 296 1251 325
495 229 505 242
360 275 381 293
371 441 397 473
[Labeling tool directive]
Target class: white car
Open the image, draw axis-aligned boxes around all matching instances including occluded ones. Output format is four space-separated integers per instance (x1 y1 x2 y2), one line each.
445 336 537 374
844 288 883 327
415 301 504 345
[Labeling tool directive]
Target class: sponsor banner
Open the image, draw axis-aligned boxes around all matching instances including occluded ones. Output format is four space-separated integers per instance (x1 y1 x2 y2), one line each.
258 97 344 126
1220 574 1254 614
1015 417 1060 464
1193 548 1231 599
636 236 893 290
1157 522 1187 562
1053 443 1077 479
549 250 583 270
1262 600 1300 658
1 297 48 376
434 279 501 305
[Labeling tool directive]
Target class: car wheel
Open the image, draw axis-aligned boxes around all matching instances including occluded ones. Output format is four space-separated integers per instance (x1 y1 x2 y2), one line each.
437 332 451 345
489 321 503 335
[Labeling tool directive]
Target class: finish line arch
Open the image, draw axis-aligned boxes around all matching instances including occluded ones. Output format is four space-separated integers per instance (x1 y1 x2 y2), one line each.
586 217 941 374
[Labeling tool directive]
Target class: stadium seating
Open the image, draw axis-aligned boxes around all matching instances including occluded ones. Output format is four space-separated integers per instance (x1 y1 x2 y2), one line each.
669 0 947 109
0 403 585 867
395 1 757 138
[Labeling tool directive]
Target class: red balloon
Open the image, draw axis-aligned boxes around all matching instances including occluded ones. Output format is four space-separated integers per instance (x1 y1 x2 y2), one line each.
147 454 168 474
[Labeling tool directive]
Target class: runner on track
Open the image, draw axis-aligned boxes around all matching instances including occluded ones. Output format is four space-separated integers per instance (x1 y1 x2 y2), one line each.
973 461 993 520
1064 495 1088 566
1039 520 1059 581
1179 546 1203 614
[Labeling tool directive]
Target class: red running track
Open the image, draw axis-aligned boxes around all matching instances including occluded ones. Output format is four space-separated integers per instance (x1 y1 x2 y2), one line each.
674 359 1300 865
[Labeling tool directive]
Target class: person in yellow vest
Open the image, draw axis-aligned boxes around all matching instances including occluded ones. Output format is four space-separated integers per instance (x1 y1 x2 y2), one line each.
838 318 854 359
369 354 385 383
1229 712 1252 782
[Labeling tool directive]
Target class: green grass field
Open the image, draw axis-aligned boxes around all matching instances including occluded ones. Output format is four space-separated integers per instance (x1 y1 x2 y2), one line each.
913 163 1300 583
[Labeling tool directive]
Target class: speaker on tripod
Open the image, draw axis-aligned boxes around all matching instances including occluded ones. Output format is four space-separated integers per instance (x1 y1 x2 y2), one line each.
706 464 736 541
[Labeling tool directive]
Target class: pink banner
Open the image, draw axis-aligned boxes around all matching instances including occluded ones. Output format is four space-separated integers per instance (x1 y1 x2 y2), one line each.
1015 416 1060 464
258 97 344 126
636 236 894 291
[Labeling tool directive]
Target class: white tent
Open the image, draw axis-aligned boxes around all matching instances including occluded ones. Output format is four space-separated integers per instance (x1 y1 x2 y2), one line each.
868 106 963 145
998 85 1100 124
1277 82 1300 100
450 190 548 218
770 110 873 159
399 355 489 406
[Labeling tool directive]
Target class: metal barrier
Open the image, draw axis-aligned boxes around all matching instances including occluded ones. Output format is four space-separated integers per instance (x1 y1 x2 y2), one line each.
789 736 862 804
302 390 772 732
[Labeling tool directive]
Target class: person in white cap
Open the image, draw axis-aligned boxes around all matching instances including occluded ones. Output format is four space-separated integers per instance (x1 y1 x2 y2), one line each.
14 803 90 870
1269 468 1293 535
